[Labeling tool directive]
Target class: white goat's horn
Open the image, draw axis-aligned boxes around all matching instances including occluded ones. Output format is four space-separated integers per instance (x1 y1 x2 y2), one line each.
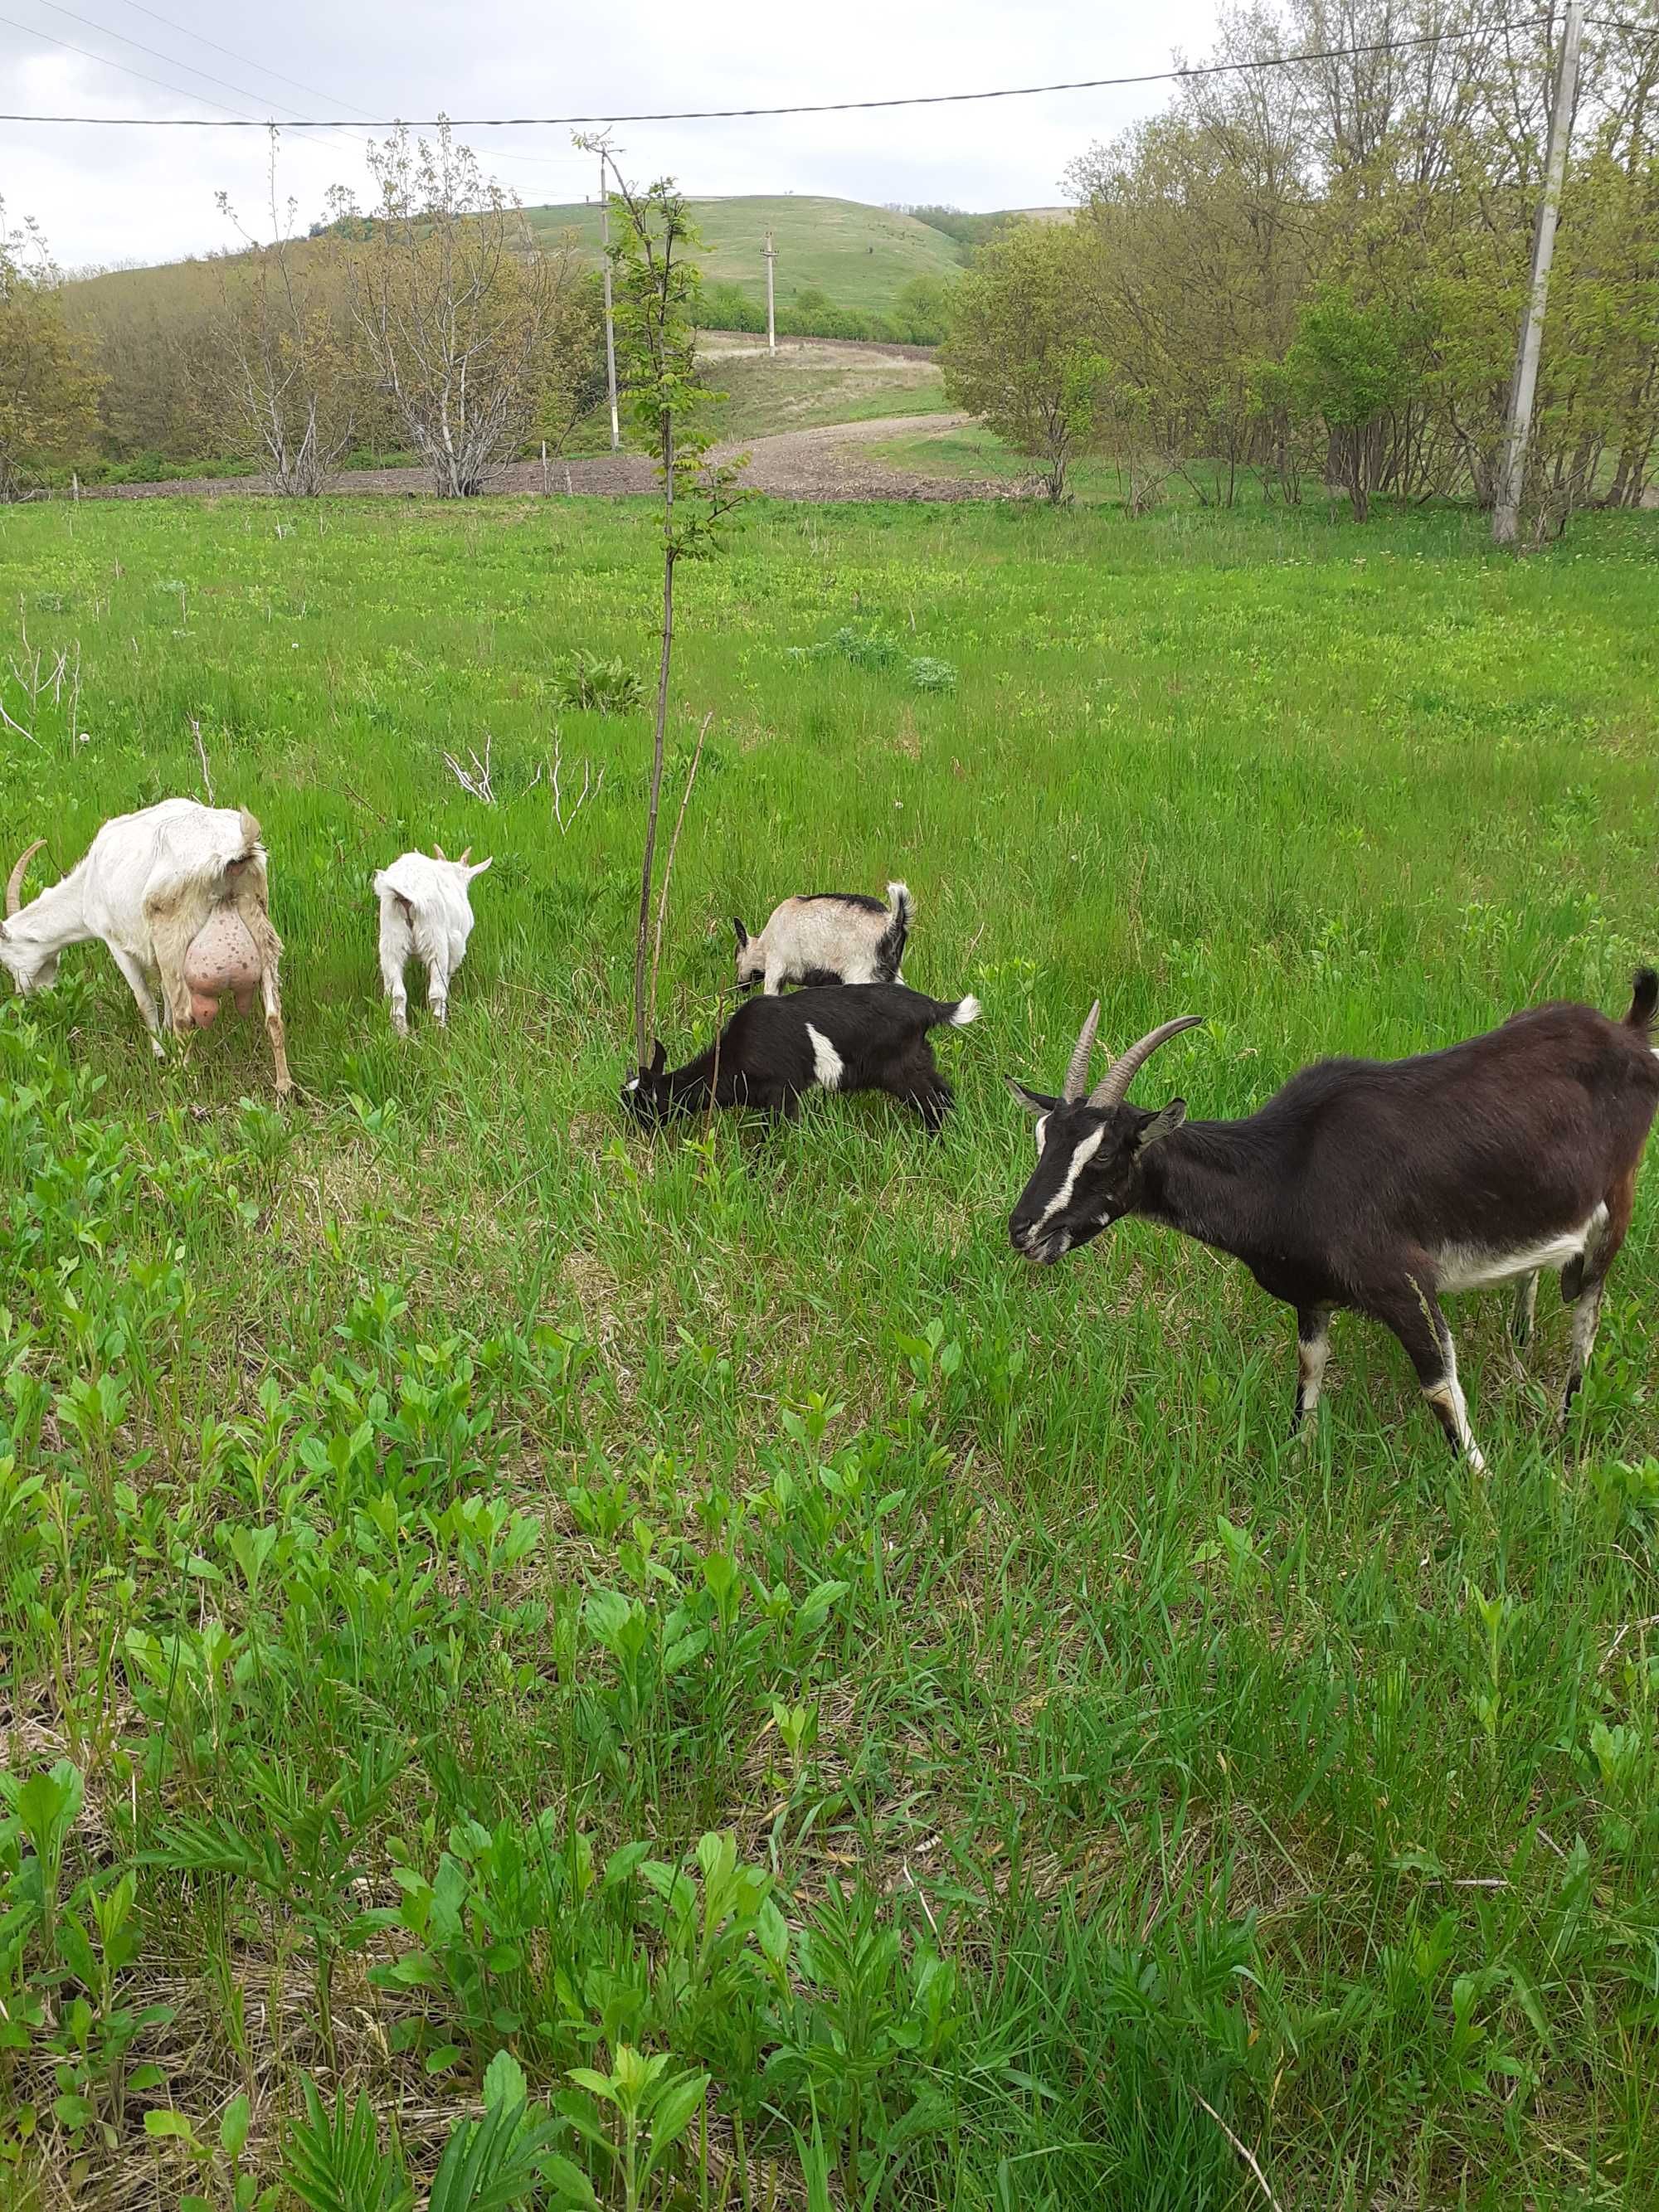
433 843 446 859
1087 1016 1204 1109
457 845 471 864
6 839 44 919
1061 1000 1101 1102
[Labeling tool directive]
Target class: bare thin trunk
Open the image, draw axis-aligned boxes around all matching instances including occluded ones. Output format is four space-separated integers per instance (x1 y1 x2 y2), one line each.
649 709 713 1040
635 416 676 1067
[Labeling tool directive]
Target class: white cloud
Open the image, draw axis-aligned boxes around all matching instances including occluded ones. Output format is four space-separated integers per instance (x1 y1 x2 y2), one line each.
3 0 1224 270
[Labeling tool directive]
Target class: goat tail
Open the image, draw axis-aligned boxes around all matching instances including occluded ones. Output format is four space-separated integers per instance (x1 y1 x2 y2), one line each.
236 807 263 858
1625 966 1658 1033
946 994 980 1028
874 882 913 982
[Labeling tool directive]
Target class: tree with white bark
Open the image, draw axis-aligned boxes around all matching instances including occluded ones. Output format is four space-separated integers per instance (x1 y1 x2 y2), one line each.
335 123 591 498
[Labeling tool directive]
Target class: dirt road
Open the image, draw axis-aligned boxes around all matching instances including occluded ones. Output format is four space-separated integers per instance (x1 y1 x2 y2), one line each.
85 411 1020 506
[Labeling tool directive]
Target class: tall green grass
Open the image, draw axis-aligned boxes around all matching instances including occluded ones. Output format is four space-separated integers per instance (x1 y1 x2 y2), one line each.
0 489 1656 2209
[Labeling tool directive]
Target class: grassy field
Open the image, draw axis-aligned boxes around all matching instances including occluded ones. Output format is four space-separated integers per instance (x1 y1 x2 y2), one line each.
1 488 1657 2210
861 425 1170 498
524 196 965 315
560 336 953 456
699 338 952 441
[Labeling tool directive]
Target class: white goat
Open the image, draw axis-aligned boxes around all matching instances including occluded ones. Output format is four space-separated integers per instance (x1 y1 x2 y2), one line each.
733 882 912 994
372 845 493 1035
1 799 292 1095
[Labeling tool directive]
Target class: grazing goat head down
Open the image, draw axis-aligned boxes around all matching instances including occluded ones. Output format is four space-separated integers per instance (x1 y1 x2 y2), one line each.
2 799 292 1096
733 882 912 994
624 982 979 1133
372 845 493 1036
1008 975 1659 1469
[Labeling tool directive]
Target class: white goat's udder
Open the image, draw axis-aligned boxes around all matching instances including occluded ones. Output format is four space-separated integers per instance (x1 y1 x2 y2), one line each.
805 1023 844 1091
1435 1207 1605 1293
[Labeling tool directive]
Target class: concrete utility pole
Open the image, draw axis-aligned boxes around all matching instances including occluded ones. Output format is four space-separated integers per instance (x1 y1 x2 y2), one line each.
763 229 776 355
1492 0 1585 547
598 149 620 453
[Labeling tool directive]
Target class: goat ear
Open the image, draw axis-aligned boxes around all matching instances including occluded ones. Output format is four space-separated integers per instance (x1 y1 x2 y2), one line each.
650 1039 667 1076
732 916 748 951
1005 1078 1061 1118
1136 1098 1187 1151
468 856 494 877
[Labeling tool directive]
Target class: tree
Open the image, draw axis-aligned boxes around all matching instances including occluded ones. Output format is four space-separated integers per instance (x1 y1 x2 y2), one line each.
1285 287 1418 520
579 147 745 1069
338 123 591 497
1050 0 1659 527
216 134 356 494
0 206 101 498
890 275 956 345
938 221 1107 502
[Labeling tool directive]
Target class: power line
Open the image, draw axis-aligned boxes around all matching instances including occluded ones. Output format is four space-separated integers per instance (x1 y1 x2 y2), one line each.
2 0 586 193
99 0 592 167
22 0 377 165
0 4 266 120
0 14 1575 129
31 0 329 120
103 0 382 119
95 0 588 169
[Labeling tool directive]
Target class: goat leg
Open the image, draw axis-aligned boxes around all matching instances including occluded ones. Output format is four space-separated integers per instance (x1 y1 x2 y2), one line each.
109 945 168 1059
1562 1169 1634 1428
1292 1305 1332 1439
1510 1272 1540 1350
238 895 293 1100
260 962 293 1099
1366 1275 1486 1473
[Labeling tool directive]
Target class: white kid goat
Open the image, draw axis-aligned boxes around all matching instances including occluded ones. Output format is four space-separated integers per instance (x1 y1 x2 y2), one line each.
372 845 493 1035
1 799 292 1095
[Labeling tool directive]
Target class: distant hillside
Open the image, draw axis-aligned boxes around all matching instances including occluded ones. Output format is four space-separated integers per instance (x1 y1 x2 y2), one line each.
524 195 966 316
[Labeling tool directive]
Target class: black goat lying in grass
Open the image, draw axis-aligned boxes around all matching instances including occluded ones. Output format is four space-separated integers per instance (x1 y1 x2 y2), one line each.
623 984 980 1133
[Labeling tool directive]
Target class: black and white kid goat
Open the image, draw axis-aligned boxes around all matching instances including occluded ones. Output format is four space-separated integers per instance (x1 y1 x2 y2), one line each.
1007 974 1659 1468
624 983 980 1132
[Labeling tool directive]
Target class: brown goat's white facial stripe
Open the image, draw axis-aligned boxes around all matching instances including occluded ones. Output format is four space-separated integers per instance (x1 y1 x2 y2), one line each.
805 1023 844 1091
1039 1124 1106 1232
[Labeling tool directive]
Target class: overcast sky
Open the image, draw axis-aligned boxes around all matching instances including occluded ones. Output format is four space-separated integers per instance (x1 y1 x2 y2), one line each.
3 0 1225 271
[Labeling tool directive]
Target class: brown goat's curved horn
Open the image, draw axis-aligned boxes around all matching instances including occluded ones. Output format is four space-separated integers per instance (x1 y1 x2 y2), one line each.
6 839 44 919
1061 999 1102 1102
1088 1016 1204 1109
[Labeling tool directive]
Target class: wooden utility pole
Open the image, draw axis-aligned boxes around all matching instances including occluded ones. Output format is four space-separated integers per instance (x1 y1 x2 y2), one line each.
763 229 776 355
598 149 620 452
1492 0 1586 547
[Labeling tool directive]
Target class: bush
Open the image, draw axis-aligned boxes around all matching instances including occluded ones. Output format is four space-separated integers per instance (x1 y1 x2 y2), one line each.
789 627 957 692
690 285 946 349
551 648 645 714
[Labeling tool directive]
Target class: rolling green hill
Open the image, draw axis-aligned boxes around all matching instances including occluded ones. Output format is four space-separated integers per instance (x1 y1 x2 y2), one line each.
525 194 966 314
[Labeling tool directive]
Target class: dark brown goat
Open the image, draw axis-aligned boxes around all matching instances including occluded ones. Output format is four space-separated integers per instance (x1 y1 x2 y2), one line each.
1007 974 1659 1466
